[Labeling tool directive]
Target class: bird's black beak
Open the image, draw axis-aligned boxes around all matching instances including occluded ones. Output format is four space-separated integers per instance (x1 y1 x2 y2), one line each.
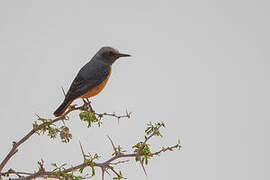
117 53 131 57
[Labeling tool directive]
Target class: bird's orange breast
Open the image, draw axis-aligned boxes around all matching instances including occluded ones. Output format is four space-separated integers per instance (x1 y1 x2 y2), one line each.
80 66 112 98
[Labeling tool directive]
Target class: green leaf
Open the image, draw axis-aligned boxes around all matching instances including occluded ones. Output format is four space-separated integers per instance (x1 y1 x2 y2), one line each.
79 111 99 128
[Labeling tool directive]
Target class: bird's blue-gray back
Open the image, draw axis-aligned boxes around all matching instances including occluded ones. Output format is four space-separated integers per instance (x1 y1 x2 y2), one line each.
65 59 111 100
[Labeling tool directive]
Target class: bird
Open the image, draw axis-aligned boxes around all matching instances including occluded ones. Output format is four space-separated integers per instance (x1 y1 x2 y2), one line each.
54 47 130 117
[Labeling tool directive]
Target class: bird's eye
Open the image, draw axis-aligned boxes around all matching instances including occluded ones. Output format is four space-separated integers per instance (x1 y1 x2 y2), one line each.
109 51 114 55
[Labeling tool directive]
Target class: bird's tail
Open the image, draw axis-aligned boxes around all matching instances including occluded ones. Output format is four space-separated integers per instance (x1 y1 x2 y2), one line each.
54 99 73 117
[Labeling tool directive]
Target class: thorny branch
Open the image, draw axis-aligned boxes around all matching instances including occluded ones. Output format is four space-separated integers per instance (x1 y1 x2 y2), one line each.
0 89 180 179
0 99 130 175
83 98 131 122
1 122 181 180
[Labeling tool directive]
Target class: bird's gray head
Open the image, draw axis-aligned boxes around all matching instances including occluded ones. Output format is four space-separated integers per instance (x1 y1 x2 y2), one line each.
96 46 131 65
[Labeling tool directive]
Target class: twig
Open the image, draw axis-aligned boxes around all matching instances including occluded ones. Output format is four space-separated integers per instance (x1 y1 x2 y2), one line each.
144 122 164 144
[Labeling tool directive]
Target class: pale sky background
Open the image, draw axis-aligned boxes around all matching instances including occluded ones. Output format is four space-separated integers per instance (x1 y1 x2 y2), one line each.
0 0 269 179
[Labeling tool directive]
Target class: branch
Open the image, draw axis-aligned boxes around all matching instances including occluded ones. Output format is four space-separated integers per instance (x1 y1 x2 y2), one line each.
144 122 165 144
84 99 131 122
1 143 180 179
0 87 179 180
0 104 82 172
0 100 130 173
1 122 181 180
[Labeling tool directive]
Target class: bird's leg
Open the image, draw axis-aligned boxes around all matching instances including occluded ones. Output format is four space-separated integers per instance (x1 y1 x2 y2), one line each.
81 98 93 112
82 98 87 105
86 98 94 112
81 98 88 111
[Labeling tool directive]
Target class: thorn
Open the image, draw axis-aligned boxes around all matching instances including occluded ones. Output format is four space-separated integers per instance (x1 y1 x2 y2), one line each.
61 87 66 97
35 114 40 119
79 141 87 163
107 135 117 155
62 87 74 111
139 157 147 176
105 169 111 176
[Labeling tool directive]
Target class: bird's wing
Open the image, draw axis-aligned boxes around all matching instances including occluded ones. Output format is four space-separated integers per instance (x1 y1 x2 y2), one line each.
65 65 111 101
